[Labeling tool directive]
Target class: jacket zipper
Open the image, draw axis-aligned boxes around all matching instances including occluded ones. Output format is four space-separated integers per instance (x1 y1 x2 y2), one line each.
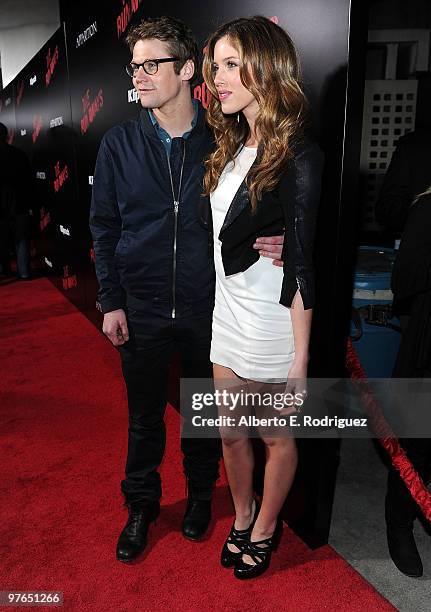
166 141 186 319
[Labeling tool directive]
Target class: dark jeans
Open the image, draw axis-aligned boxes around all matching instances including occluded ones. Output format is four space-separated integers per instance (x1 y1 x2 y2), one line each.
119 309 220 504
385 438 431 528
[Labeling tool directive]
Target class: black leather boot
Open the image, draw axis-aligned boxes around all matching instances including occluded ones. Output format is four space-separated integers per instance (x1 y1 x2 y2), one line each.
182 481 212 541
385 465 424 578
386 524 423 577
116 501 160 563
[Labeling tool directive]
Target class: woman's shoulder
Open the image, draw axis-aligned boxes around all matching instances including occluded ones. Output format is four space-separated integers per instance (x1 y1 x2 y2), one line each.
275 134 324 184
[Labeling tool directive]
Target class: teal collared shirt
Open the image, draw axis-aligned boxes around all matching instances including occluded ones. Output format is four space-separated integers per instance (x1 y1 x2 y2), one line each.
148 99 199 154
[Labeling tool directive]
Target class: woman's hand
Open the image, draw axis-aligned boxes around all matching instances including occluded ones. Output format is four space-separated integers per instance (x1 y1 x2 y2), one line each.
279 359 308 415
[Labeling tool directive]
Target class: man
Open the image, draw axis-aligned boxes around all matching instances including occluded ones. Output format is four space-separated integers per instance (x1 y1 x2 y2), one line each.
375 73 431 239
375 74 431 578
0 123 33 279
90 16 283 563
375 126 431 237
384 187 431 578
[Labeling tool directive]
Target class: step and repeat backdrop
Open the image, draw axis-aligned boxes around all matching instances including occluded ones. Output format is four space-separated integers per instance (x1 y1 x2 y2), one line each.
0 0 366 547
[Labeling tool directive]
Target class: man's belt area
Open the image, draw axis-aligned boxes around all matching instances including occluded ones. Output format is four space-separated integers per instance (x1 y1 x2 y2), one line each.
126 293 214 316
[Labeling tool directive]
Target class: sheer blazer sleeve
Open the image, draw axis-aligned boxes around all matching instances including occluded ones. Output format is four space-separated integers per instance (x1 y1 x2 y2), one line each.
278 140 324 310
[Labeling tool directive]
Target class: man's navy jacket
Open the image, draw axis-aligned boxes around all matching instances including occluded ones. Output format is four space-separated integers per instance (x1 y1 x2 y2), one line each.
89 103 216 318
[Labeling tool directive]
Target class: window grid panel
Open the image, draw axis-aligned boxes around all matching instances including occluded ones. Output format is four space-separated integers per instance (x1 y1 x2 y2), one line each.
360 79 417 232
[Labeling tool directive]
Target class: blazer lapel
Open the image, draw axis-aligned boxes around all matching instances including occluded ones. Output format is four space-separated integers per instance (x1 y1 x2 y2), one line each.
219 153 259 236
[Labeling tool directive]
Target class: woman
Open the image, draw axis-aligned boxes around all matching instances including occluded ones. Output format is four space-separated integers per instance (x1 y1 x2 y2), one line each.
202 16 323 579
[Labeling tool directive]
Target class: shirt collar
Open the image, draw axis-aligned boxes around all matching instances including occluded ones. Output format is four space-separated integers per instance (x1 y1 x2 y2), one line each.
148 98 199 138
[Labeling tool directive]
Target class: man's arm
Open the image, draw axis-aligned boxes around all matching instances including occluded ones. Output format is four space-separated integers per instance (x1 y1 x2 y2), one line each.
89 136 128 346
391 195 431 300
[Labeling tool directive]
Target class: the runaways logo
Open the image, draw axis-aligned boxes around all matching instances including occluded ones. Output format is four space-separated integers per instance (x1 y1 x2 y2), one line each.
193 44 212 110
89 247 96 263
32 115 42 143
40 207 51 231
16 80 25 107
53 161 69 193
63 265 78 290
81 88 104 134
46 45 59 87
76 21 98 48
116 0 142 38
193 82 211 110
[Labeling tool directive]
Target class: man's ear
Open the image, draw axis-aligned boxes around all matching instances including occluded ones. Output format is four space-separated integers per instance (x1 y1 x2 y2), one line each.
181 60 195 83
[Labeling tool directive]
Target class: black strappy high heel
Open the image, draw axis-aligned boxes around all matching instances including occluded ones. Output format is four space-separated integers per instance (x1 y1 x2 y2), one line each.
220 498 260 568
233 516 283 579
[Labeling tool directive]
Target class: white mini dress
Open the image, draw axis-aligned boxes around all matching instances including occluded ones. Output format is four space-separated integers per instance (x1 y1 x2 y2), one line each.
210 146 295 382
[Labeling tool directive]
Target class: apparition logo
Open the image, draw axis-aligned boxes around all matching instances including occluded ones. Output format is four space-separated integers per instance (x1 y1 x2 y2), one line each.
76 22 98 48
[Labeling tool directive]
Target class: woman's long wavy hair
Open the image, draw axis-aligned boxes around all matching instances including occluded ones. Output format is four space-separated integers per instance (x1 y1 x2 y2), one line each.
203 16 309 211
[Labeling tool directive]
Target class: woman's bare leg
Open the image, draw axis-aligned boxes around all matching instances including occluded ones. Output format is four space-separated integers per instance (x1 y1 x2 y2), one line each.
214 363 255 551
240 435 297 564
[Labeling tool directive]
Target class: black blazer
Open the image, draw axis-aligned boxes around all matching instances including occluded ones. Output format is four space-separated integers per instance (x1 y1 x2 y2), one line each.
391 193 431 377
375 128 431 233
200 138 324 310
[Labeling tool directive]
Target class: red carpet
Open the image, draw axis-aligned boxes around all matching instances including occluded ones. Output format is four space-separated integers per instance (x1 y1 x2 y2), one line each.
0 278 396 611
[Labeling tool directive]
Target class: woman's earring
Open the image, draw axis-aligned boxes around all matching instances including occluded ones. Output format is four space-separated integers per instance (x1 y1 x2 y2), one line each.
237 113 240 124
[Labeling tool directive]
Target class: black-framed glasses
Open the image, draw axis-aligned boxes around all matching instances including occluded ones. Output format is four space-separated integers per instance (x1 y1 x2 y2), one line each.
125 58 179 77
